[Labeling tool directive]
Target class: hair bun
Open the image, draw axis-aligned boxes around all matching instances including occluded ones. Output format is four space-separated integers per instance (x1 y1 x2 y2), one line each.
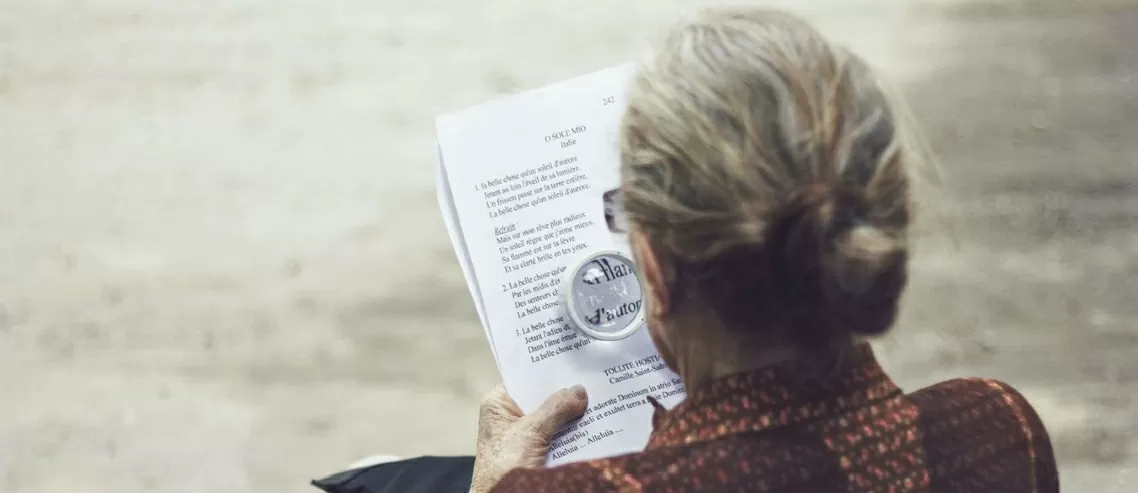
770 184 908 338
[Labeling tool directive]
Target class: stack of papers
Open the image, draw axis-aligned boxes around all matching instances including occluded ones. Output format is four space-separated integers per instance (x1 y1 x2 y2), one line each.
434 64 687 466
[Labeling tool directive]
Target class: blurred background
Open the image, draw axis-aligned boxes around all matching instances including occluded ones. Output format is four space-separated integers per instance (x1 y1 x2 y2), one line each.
0 0 1134 491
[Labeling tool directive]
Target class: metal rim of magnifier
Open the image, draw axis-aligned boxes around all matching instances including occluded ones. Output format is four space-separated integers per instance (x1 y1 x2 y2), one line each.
560 249 646 341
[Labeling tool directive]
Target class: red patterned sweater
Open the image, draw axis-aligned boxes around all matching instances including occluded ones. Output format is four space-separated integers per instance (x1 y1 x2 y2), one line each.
492 344 1058 493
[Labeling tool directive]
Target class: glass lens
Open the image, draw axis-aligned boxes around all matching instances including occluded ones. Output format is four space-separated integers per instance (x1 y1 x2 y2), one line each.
568 252 643 339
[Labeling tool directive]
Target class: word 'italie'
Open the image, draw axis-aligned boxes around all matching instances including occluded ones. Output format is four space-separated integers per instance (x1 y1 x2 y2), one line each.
545 125 588 149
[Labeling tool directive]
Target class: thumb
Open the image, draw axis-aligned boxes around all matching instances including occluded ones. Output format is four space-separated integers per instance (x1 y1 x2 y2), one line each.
524 385 589 439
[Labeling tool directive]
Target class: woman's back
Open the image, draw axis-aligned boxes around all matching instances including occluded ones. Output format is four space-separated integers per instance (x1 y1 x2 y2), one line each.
492 345 1057 492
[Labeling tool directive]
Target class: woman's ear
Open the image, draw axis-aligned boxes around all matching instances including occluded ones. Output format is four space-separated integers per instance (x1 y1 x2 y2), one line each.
631 230 669 317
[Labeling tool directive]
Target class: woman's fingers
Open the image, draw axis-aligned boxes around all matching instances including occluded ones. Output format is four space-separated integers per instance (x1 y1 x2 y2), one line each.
523 385 589 438
479 384 590 440
479 384 523 421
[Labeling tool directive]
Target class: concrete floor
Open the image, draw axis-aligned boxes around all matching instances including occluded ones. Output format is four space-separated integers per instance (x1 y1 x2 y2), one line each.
0 0 1134 491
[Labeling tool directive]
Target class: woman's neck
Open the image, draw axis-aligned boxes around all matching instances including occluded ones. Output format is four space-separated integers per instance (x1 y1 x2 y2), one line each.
670 329 802 393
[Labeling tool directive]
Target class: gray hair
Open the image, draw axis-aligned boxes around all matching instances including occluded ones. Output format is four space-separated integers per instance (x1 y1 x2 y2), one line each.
619 8 928 341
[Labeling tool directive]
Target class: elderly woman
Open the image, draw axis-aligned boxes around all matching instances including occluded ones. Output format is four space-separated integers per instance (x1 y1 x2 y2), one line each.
316 7 1058 493
464 8 1058 493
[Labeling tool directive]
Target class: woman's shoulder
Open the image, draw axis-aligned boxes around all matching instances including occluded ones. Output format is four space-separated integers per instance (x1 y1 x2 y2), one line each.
905 377 1060 492
905 376 1051 435
907 376 1045 417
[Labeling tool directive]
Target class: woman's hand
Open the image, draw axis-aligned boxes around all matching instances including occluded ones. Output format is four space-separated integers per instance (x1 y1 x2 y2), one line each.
469 384 588 493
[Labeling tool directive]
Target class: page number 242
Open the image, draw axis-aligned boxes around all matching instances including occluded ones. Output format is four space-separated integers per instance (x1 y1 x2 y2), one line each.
602 96 615 106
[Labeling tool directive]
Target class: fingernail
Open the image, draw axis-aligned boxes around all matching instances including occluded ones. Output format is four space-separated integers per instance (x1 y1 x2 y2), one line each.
570 384 586 398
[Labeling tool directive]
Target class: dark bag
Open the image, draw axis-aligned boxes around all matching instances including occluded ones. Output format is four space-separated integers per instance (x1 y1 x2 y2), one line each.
311 456 475 493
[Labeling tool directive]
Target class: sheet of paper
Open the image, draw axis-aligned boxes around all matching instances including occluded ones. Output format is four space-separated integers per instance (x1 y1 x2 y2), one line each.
436 64 687 466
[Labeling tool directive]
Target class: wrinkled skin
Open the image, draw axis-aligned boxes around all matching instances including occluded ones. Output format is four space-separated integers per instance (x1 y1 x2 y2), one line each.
469 385 588 493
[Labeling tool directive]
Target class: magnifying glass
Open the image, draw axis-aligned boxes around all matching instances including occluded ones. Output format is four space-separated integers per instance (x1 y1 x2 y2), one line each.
558 187 645 340
560 249 645 341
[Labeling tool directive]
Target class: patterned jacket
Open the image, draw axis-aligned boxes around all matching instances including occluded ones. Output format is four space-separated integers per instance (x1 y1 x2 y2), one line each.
492 344 1058 492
